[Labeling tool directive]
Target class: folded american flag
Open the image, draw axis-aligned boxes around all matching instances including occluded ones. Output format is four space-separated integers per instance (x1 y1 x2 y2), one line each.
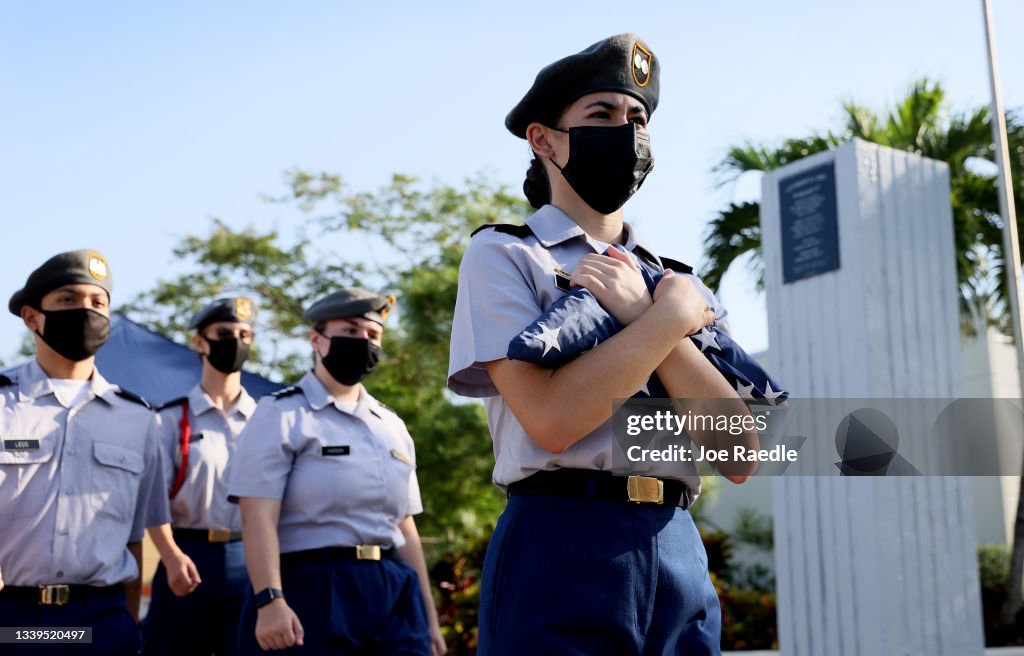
506 247 787 405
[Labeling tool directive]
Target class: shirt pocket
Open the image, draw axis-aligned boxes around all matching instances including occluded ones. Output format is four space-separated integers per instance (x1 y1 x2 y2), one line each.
0 439 56 518
89 440 145 520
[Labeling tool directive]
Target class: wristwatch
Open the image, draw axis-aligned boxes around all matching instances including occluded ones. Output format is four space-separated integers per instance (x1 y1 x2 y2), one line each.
254 587 285 609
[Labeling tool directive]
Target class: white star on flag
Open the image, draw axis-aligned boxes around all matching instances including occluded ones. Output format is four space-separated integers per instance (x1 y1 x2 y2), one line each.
735 380 755 400
636 379 651 396
534 323 562 358
693 327 721 353
762 381 783 406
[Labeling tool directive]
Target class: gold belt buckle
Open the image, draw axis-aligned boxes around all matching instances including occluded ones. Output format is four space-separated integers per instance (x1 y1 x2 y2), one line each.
626 476 664 504
355 545 381 561
207 528 232 543
39 585 71 606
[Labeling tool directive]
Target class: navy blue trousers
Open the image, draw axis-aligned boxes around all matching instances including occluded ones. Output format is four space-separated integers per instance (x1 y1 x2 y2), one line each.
0 589 138 655
141 535 248 655
236 553 430 655
479 494 721 656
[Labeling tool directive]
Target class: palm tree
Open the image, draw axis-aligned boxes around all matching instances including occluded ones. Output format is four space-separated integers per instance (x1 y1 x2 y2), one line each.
702 78 1024 631
702 79 1024 336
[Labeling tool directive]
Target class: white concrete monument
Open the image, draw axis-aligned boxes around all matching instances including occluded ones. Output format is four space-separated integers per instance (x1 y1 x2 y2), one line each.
760 139 985 654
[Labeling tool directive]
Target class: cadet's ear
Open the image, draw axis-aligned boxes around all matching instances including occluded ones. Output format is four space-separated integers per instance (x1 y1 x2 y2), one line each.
20 305 41 333
526 122 557 159
191 333 207 355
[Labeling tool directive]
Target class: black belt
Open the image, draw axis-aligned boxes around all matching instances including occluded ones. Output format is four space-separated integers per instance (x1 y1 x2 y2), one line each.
0 584 123 606
508 469 691 509
173 527 243 543
280 545 399 563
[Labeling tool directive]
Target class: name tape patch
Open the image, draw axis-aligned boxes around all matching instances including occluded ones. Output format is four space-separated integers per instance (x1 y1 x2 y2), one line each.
4 439 40 451
321 445 351 457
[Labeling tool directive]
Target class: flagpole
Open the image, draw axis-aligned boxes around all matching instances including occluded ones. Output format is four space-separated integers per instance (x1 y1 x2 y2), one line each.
982 0 1024 392
982 0 1024 626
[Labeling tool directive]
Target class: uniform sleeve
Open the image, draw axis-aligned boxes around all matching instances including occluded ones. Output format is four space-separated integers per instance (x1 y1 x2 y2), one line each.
406 470 423 516
226 399 295 502
131 413 171 541
154 409 177 495
447 233 544 397
405 435 423 516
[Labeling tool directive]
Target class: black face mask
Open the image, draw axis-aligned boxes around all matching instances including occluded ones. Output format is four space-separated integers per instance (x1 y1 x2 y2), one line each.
550 122 654 214
318 335 381 386
201 337 250 374
36 308 110 362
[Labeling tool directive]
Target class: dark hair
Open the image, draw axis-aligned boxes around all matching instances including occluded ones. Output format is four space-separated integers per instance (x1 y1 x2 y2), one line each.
522 105 568 209
523 155 551 209
311 320 327 333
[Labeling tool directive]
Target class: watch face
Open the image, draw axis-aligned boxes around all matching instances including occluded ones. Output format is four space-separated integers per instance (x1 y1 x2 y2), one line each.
256 588 284 608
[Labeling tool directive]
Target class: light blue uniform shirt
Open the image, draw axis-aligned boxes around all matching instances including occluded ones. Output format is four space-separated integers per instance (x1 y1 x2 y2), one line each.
0 359 169 586
448 204 726 500
227 371 423 553
157 383 256 532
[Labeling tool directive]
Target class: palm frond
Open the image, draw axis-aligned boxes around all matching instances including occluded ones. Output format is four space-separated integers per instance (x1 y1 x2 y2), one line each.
701 201 763 293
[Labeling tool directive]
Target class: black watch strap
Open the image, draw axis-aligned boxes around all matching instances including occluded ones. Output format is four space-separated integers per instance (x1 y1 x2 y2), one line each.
254 587 285 609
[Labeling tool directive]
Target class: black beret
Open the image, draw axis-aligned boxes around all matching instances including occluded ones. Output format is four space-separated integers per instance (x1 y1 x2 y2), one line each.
8 249 113 316
303 288 395 325
505 33 659 139
189 296 257 331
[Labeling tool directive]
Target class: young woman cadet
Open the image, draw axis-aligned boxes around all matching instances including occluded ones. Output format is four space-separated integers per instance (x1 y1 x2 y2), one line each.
448 34 756 655
142 297 260 655
227 288 446 655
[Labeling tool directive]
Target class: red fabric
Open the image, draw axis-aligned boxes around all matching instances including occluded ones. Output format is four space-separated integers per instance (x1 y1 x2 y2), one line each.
169 401 190 499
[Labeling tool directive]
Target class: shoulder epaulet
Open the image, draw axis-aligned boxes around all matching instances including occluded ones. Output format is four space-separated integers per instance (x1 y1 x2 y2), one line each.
470 223 534 238
115 388 153 410
374 399 397 416
660 256 694 275
156 397 188 411
625 245 694 276
0 374 15 387
271 386 303 400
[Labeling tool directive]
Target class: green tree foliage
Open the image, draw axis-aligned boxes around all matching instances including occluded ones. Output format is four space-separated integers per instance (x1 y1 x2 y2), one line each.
125 173 533 549
702 79 1024 336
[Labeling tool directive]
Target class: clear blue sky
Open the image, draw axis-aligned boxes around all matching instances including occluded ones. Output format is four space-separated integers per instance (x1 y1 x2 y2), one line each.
2 1 1022 365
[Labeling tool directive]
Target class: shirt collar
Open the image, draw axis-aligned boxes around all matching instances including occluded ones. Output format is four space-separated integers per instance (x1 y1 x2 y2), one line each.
188 384 215 415
526 204 660 265
188 383 257 419
90 369 119 404
621 223 662 269
298 370 363 414
235 389 258 418
19 359 116 407
525 205 585 247
298 370 382 421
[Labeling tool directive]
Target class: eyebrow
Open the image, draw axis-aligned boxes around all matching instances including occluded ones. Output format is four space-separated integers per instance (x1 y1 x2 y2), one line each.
54 287 105 298
583 100 647 117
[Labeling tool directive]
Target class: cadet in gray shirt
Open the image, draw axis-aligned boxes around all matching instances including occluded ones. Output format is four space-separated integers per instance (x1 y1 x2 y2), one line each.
448 34 757 655
142 296 259 656
228 288 445 655
0 249 170 654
